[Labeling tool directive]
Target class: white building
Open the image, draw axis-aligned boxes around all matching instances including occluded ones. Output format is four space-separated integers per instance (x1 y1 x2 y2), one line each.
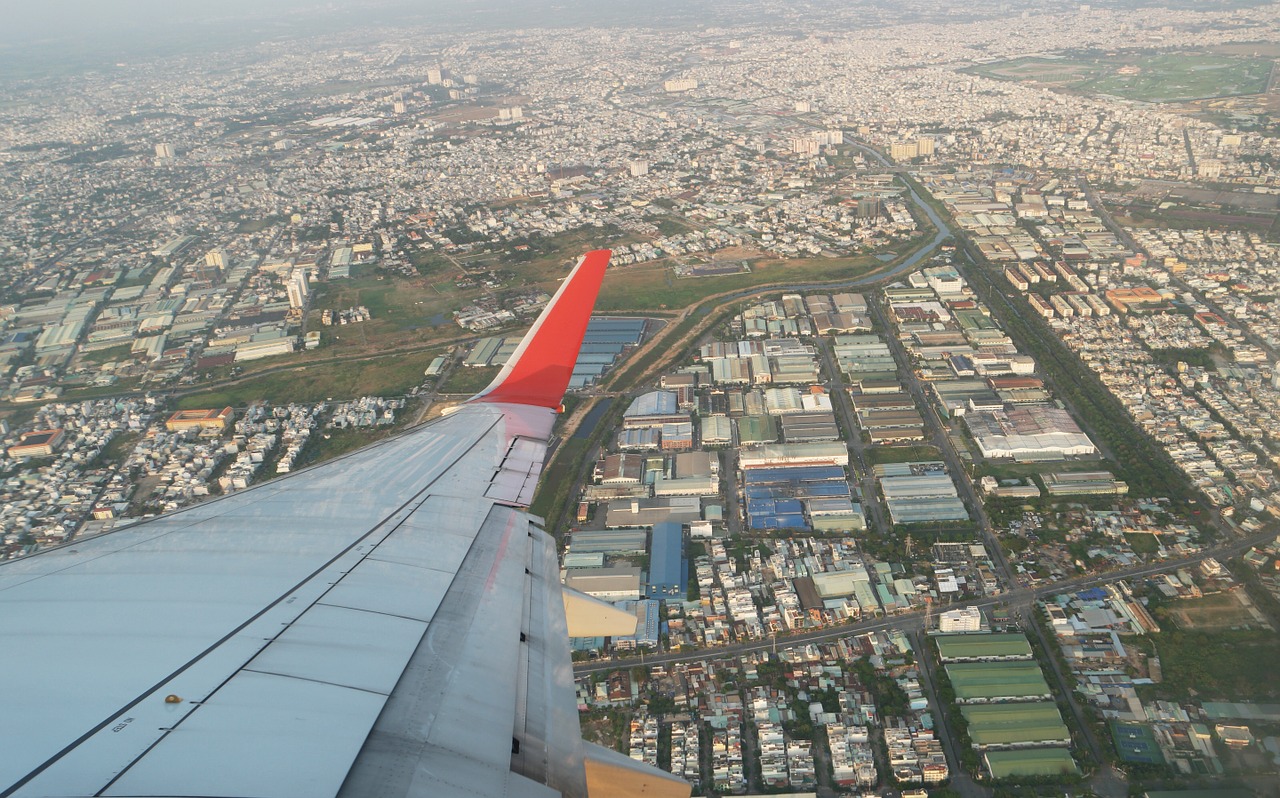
938 606 985 633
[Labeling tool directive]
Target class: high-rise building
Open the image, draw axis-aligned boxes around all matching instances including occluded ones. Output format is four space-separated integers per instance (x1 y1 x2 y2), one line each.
916 136 935 156
427 67 443 85
154 142 175 159
629 160 649 177
286 270 310 310
205 249 226 268
938 606 984 632
890 140 919 161
663 78 698 92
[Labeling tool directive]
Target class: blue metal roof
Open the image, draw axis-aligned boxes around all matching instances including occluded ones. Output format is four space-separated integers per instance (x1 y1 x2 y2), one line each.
646 522 686 599
744 466 847 485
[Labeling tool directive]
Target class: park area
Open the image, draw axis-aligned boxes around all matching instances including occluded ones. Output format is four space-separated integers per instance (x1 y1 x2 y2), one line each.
967 51 1274 103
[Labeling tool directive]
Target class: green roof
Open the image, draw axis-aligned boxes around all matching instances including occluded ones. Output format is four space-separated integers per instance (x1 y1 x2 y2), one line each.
985 748 1079 779
735 414 777 444
936 633 1033 661
946 662 1051 700
962 702 1069 747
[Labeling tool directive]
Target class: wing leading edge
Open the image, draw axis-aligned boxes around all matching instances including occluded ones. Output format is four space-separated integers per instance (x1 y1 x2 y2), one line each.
0 249 689 798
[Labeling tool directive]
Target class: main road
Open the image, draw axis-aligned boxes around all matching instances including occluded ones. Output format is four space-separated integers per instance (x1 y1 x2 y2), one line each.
572 528 1274 675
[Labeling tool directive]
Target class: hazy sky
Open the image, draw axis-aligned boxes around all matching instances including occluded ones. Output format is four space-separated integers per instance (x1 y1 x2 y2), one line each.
0 0 357 46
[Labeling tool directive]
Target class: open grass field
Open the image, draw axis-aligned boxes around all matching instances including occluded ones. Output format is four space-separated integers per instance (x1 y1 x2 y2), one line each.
1125 531 1161 555
1163 591 1260 631
1144 629 1280 702
594 254 884 312
176 350 441 409
439 365 500 396
967 52 1274 103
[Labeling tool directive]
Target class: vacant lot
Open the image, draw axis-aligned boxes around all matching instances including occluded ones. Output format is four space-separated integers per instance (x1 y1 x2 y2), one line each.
1144 629 1280 702
177 351 441 408
1163 591 1260 631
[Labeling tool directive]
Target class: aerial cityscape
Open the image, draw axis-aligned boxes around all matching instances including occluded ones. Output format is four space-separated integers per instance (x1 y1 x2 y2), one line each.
2 0 1280 796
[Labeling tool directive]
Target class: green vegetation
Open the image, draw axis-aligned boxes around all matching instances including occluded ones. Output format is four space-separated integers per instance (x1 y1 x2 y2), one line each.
1126 532 1161 554
851 657 911 717
1150 347 1216 371
594 253 887 312
966 52 1272 103
96 432 141 466
965 253 1197 504
177 351 438 408
1142 629 1280 702
438 365 499 396
79 343 133 364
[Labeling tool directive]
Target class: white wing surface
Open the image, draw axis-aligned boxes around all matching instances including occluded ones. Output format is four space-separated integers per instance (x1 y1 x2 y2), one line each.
0 250 690 798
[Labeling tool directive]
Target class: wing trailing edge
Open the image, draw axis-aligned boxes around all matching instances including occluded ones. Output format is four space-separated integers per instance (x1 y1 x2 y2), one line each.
470 249 611 409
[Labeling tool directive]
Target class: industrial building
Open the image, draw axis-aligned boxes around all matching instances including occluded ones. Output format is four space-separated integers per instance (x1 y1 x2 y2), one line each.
739 442 848 469
623 391 688 429
564 567 643 602
780 412 840 442
605 496 701 527
960 703 1071 749
936 633 1034 662
964 404 1097 460
877 464 969 524
646 522 687 599
567 528 648 555
984 749 1079 779
944 662 1052 703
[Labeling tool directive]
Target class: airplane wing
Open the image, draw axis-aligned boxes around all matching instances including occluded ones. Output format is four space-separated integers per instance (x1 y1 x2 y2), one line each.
0 249 690 798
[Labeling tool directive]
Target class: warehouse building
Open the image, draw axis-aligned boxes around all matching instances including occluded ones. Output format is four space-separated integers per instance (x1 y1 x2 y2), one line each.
960 703 1071 749
646 522 687 599
567 528 648 555
623 391 688 428
740 442 848 469
944 662 1052 703
780 411 840 442
564 567 643 602
964 404 1097 460
936 633 1034 662
605 496 701 527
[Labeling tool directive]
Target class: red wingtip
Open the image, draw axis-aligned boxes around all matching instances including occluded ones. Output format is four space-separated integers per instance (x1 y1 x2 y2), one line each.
469 249 611 409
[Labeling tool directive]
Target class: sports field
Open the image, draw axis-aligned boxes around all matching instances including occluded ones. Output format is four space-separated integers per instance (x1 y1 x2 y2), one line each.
1110 721 1165 765
984 748 1079 779
936 633 1033 662
945 662 1051 702
961 702 1070 748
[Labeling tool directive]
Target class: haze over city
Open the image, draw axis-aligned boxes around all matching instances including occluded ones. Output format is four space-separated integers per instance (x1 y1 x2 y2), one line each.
1 2 1279 798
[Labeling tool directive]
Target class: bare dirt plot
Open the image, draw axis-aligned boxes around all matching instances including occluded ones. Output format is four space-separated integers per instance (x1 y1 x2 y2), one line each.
1167 591 1260 631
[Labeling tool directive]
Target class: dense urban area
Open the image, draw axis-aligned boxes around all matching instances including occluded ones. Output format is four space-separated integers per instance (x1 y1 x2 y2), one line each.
3 1 1280 797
